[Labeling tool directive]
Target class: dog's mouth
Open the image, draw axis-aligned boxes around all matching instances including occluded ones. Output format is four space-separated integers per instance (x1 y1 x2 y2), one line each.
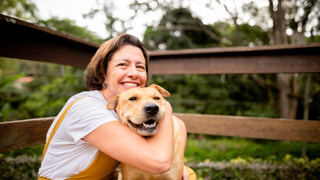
128 119 159 130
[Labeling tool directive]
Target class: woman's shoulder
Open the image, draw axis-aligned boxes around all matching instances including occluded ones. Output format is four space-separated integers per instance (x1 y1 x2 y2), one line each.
68 90 107 106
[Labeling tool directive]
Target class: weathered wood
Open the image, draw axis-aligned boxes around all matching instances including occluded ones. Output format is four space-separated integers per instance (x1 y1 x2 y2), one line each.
0 14 99 69
174 113 320 143
1 14 320 74
1 114 320 153
0 117 54 153
149 44 320 75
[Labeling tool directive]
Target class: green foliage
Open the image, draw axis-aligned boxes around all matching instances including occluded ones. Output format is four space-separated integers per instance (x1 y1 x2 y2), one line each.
0 155 41 180
2 145 44 158
189 156 320 180
38 17 103 44
211 21 270 47
150 74 278 117
20 66 87 119
0 68 25 121
0 0 38 21
143 7 220 50
0 68 24 89
0 58 87 121
184 137 320 179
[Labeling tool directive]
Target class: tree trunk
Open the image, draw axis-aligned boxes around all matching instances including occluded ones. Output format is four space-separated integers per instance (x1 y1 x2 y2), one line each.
269 0 293 119
277 74 291 119
289 73 301 119
233 16 242 46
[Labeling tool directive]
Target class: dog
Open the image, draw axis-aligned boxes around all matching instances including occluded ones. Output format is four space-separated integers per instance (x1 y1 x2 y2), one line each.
107 84 184 180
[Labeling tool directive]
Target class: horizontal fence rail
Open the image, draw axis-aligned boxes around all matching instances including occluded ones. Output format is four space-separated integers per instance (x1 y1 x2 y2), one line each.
0 14 320 153
1 14 320 74
149 44 320 74
1 114 319 153
0 14 99 69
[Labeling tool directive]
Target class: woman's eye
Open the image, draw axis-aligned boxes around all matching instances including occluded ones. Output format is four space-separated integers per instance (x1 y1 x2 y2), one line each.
129 97 137 101
137 65 145 70
118 63 126 67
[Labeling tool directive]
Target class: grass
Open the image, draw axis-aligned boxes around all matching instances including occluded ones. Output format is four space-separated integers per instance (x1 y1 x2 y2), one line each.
184 135 320 163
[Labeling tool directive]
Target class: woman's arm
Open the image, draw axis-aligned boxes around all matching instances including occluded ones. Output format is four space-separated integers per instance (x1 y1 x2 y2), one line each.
83 102 174 174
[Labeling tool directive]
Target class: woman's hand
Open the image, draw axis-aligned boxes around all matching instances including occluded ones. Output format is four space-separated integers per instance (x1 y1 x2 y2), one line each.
182 165 189 180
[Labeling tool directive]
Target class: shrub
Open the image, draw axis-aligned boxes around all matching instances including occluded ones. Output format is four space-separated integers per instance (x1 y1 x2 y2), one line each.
0 155 41 180
186 155 320 180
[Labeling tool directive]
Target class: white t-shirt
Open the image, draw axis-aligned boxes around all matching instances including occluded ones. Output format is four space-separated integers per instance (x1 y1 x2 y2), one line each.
38 90 119 180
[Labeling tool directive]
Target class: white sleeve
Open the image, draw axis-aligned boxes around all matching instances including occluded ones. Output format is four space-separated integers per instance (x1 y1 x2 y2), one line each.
64 97 118 143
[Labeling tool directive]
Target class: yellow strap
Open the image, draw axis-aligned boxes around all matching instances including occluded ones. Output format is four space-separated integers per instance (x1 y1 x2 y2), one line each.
186 166 197 180
41 97 84 162
38 176 50 180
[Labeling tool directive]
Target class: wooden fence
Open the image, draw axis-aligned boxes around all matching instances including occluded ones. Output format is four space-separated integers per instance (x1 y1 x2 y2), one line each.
1 14 320 153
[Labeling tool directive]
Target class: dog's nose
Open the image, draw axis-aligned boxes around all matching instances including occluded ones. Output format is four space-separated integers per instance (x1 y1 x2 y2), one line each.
144 103 159 115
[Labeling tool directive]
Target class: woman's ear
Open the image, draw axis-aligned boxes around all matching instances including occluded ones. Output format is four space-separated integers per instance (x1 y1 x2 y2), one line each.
107 95 119 110
148 84 170 97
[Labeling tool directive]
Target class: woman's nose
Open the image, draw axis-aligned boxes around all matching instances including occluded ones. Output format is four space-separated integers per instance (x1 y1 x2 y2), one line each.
127 65 138 79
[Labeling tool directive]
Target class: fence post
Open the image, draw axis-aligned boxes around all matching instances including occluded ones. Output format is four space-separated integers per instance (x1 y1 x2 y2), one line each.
301 74 312 159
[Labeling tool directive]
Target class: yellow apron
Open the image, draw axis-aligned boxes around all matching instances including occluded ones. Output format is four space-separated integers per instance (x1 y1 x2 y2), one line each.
39 98 197 180
39 98 120 180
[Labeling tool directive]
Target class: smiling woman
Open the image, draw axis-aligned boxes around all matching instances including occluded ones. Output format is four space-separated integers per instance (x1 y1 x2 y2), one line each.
37 33 195 180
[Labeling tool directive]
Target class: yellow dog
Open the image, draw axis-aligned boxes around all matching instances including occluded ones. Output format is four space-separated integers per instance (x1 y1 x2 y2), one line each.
107 84 184 180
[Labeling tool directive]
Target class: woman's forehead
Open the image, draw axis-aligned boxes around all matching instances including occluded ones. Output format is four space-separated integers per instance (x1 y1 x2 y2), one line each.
112 45 145 62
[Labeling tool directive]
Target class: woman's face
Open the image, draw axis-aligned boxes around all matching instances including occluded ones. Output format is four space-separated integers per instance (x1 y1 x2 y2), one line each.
103 45 147 101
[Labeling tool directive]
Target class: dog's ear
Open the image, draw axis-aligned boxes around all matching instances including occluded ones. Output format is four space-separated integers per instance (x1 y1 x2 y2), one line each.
148 84 170 97
107 95 119 110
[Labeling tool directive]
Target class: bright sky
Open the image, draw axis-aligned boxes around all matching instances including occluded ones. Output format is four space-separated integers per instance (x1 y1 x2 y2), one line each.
32 0 226 40
32 0 270 40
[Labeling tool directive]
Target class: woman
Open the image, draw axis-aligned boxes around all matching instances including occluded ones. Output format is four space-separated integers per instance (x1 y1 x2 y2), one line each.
38 33 196 180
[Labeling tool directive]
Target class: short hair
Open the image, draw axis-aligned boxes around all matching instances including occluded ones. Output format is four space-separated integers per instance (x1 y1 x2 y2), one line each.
85 33 150 90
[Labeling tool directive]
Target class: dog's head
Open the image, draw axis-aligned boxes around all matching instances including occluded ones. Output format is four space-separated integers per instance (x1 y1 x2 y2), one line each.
107 84 170 136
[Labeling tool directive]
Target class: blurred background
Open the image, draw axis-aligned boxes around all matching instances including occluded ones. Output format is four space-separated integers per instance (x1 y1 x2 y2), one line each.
1 0 320 179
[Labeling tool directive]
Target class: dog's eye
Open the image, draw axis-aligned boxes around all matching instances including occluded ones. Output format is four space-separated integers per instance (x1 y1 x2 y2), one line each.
129 97 137 101
154 97 160 100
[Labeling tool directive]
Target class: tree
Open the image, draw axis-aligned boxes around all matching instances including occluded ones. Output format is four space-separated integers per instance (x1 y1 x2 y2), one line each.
0 0 38 22
241 0 320 119
0 68 24 121
269 0 319 119
143 7 220 50
205 0 243 46
211 21 270 47
83 1 137 39
37 17 103 44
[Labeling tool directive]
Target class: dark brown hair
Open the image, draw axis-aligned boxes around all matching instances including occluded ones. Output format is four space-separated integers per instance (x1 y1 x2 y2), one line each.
85 33 149 90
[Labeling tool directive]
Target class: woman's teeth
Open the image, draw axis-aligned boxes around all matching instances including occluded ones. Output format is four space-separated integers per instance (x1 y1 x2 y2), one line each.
123 83 138 87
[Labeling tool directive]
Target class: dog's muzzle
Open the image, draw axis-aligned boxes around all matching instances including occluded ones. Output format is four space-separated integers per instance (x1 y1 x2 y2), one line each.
126 103 162 136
